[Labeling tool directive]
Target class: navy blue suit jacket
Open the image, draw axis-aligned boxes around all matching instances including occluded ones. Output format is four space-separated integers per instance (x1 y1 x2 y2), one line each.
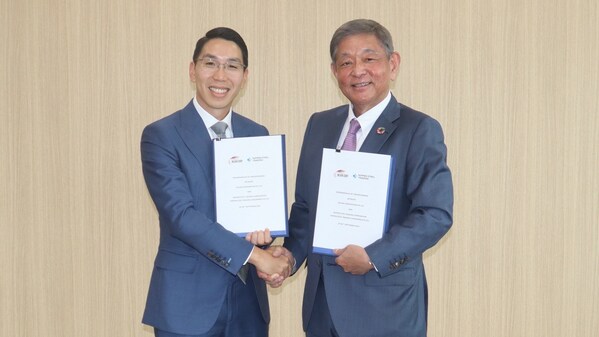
284 95 453 337
141 101 269 335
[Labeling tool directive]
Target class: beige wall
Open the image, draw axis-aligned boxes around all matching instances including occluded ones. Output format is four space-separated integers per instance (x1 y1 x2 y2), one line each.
1 0 598 336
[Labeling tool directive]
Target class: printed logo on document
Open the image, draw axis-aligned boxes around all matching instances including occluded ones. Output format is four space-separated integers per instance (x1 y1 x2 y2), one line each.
334 169 374 180
228 156 243 164
334 169 349 178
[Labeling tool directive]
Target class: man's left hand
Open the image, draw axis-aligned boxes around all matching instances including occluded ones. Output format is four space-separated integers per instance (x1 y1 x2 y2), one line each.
245 228 272 246
334 245 373 275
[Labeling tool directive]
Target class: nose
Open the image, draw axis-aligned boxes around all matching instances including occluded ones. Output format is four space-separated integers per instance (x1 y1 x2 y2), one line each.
212 65 227 79
351 60 367 77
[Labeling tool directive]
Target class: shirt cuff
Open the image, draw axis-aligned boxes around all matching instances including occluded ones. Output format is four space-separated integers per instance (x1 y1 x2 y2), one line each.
244 246 255 265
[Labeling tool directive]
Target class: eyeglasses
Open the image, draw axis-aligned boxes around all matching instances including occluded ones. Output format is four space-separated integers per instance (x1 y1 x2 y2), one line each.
196 57 246 74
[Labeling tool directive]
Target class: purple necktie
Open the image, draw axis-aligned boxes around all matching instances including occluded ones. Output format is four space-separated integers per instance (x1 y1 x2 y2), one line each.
340 119 361 151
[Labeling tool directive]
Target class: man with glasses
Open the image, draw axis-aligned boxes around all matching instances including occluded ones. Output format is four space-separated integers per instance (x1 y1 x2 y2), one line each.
141 27 292 337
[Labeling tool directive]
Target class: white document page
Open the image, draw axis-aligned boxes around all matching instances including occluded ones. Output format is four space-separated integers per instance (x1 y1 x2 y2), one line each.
312 148 394 255
213 135 288 237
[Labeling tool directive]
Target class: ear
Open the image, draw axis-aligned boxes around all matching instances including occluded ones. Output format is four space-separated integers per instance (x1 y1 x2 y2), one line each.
189 61 196 82
243 67 249 81
389 52 401 80
241 67 249 88
330 62 338 80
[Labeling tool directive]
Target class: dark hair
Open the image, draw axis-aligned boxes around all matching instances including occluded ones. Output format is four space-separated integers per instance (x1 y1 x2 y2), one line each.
330 19 394 62
192 27 249 67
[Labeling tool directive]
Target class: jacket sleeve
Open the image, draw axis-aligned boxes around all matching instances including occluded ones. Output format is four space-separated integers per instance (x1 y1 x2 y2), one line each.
141 122 254 275
366 117 453 277
284 114 318 270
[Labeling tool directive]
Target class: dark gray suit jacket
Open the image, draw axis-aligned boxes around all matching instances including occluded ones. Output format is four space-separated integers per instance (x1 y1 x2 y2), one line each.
284 95 453 337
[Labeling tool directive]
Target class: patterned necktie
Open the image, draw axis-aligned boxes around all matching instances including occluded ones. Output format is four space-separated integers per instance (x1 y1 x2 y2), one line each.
340 119 361 151
210 121 228 139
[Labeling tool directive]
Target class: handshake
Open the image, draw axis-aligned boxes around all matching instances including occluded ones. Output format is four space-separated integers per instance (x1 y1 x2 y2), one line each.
246 229 295 288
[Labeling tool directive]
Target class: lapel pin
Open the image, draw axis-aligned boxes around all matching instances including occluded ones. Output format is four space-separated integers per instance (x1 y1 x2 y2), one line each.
376 127 386 135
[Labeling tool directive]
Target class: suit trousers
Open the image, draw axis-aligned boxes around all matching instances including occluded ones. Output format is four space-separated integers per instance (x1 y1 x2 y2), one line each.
154 275 267 337
306 271 340 337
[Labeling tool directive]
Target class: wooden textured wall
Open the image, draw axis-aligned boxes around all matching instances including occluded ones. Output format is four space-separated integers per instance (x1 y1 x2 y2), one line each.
1 0 597 336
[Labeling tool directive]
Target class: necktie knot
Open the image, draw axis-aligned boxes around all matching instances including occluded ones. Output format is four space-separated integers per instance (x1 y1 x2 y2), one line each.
341 119 361 151
348 118 361 135
211 121 228 139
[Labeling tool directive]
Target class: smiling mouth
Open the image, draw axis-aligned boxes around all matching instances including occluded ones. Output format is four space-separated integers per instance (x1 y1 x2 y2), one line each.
209 86 229 94
352 82 371 88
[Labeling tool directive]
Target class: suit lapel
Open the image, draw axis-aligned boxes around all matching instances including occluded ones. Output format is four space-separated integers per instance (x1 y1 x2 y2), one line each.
360 95 402 153
230 112 251 137
175 101 214 189
326 108 349 149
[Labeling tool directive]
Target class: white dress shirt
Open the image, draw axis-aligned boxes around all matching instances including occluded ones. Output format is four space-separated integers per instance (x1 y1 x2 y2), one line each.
193 97 234 139
336 92 392 150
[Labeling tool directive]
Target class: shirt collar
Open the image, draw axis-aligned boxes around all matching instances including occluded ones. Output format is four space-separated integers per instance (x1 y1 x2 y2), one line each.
348 92 392 128
338 92 392 150
193 97 234 138
346 91 391 138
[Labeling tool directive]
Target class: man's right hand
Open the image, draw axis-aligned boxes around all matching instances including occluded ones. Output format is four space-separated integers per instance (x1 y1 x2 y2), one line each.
256 246 295 288
248 246 293 283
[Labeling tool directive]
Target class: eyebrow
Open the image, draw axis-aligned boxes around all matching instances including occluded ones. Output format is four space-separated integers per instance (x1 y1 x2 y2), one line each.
337 48 383 58
201 53 243 63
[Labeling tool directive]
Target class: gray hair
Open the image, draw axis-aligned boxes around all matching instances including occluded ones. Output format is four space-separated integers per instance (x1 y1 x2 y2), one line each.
329 19 394 62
